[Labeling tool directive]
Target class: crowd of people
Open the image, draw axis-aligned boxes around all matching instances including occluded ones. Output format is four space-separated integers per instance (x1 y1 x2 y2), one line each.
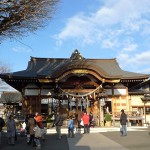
0 109 96 147
0 109 128 149
67 110 95 138
0 112 47 149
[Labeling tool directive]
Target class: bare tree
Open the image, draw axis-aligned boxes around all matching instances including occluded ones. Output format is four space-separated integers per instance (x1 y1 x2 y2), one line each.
0 62 12 93
1 91 22 103
0 64 10 74
0 0 60 41
0 62 11 73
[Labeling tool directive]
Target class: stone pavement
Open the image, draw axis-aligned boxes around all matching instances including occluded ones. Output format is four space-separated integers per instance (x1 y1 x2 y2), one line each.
101 129 150 150
1 126 150 150
68 127 150 150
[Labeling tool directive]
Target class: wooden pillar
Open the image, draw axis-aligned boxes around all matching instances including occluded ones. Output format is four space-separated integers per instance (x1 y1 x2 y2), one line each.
99 99 101 126
119 96 122 110
76 97 78 112
67 98 70 113
38 94 41 113
144 102 146 124
52 98 54 110
86 97 89 113
22 96 26 114
21 87 26 114
111 83 115 115
48 98 51 114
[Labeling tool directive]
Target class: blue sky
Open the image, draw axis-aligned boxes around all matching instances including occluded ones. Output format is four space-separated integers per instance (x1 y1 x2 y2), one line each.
1 0 150 75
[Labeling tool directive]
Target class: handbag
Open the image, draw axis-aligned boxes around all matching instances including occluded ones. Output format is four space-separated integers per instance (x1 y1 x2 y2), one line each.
80 120 84 126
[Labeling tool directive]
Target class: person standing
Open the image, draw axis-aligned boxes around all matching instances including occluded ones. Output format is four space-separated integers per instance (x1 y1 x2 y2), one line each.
25 114 29 136
34 112 43 128
68 116 74 138
6 115 16 145
27 114 36 146
120 109 127 136
34 112 45 141
77 108 83 130
89 112 94 127
82 112 90 134
0 116 5 148
33 123 42 148
54 112 63 140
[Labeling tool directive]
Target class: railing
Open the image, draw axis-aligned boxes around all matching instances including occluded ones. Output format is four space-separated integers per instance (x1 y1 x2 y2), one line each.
112 111 143 118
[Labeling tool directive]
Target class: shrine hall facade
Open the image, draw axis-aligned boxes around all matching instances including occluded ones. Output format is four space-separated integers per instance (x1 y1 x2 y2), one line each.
0 49 150 125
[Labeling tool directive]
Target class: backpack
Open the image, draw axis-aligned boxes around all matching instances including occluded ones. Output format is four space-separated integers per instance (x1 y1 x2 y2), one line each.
34 126 42 138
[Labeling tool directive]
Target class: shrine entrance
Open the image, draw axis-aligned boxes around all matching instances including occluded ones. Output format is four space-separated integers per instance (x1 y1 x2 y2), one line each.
1 49 150 127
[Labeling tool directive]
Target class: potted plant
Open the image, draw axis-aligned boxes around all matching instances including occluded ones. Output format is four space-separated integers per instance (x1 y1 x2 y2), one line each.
104 113 112 127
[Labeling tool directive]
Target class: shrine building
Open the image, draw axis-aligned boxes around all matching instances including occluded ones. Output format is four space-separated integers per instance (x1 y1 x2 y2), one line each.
0 49 150 126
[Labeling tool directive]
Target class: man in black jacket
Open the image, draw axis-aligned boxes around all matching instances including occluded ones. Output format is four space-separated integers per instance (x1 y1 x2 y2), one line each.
54 112 63 140
120 109 127 136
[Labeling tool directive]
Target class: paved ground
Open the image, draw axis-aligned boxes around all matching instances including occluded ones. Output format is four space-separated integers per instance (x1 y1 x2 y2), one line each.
68 127 150 150
101 130 150 150
1 132 69 150
1 127 150 150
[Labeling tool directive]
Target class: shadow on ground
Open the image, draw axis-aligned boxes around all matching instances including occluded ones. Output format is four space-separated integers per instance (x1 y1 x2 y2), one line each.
1 130 91 150
1 132 69 150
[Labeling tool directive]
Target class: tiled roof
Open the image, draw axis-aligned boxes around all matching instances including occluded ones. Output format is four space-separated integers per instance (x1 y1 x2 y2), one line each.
0 50 149 80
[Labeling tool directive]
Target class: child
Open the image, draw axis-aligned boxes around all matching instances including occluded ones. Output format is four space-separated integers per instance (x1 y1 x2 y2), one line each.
68 116 74 138
33 123 42 148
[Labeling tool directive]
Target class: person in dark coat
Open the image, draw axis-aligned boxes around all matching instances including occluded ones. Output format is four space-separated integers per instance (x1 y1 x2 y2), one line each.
89 112 94 127
54 112 63 140
0 116 5 148
77 108 83 129
6 115 16 145
120 109 127 136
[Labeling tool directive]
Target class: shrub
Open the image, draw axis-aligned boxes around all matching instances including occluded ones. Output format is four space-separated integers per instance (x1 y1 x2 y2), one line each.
104 113 112 121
